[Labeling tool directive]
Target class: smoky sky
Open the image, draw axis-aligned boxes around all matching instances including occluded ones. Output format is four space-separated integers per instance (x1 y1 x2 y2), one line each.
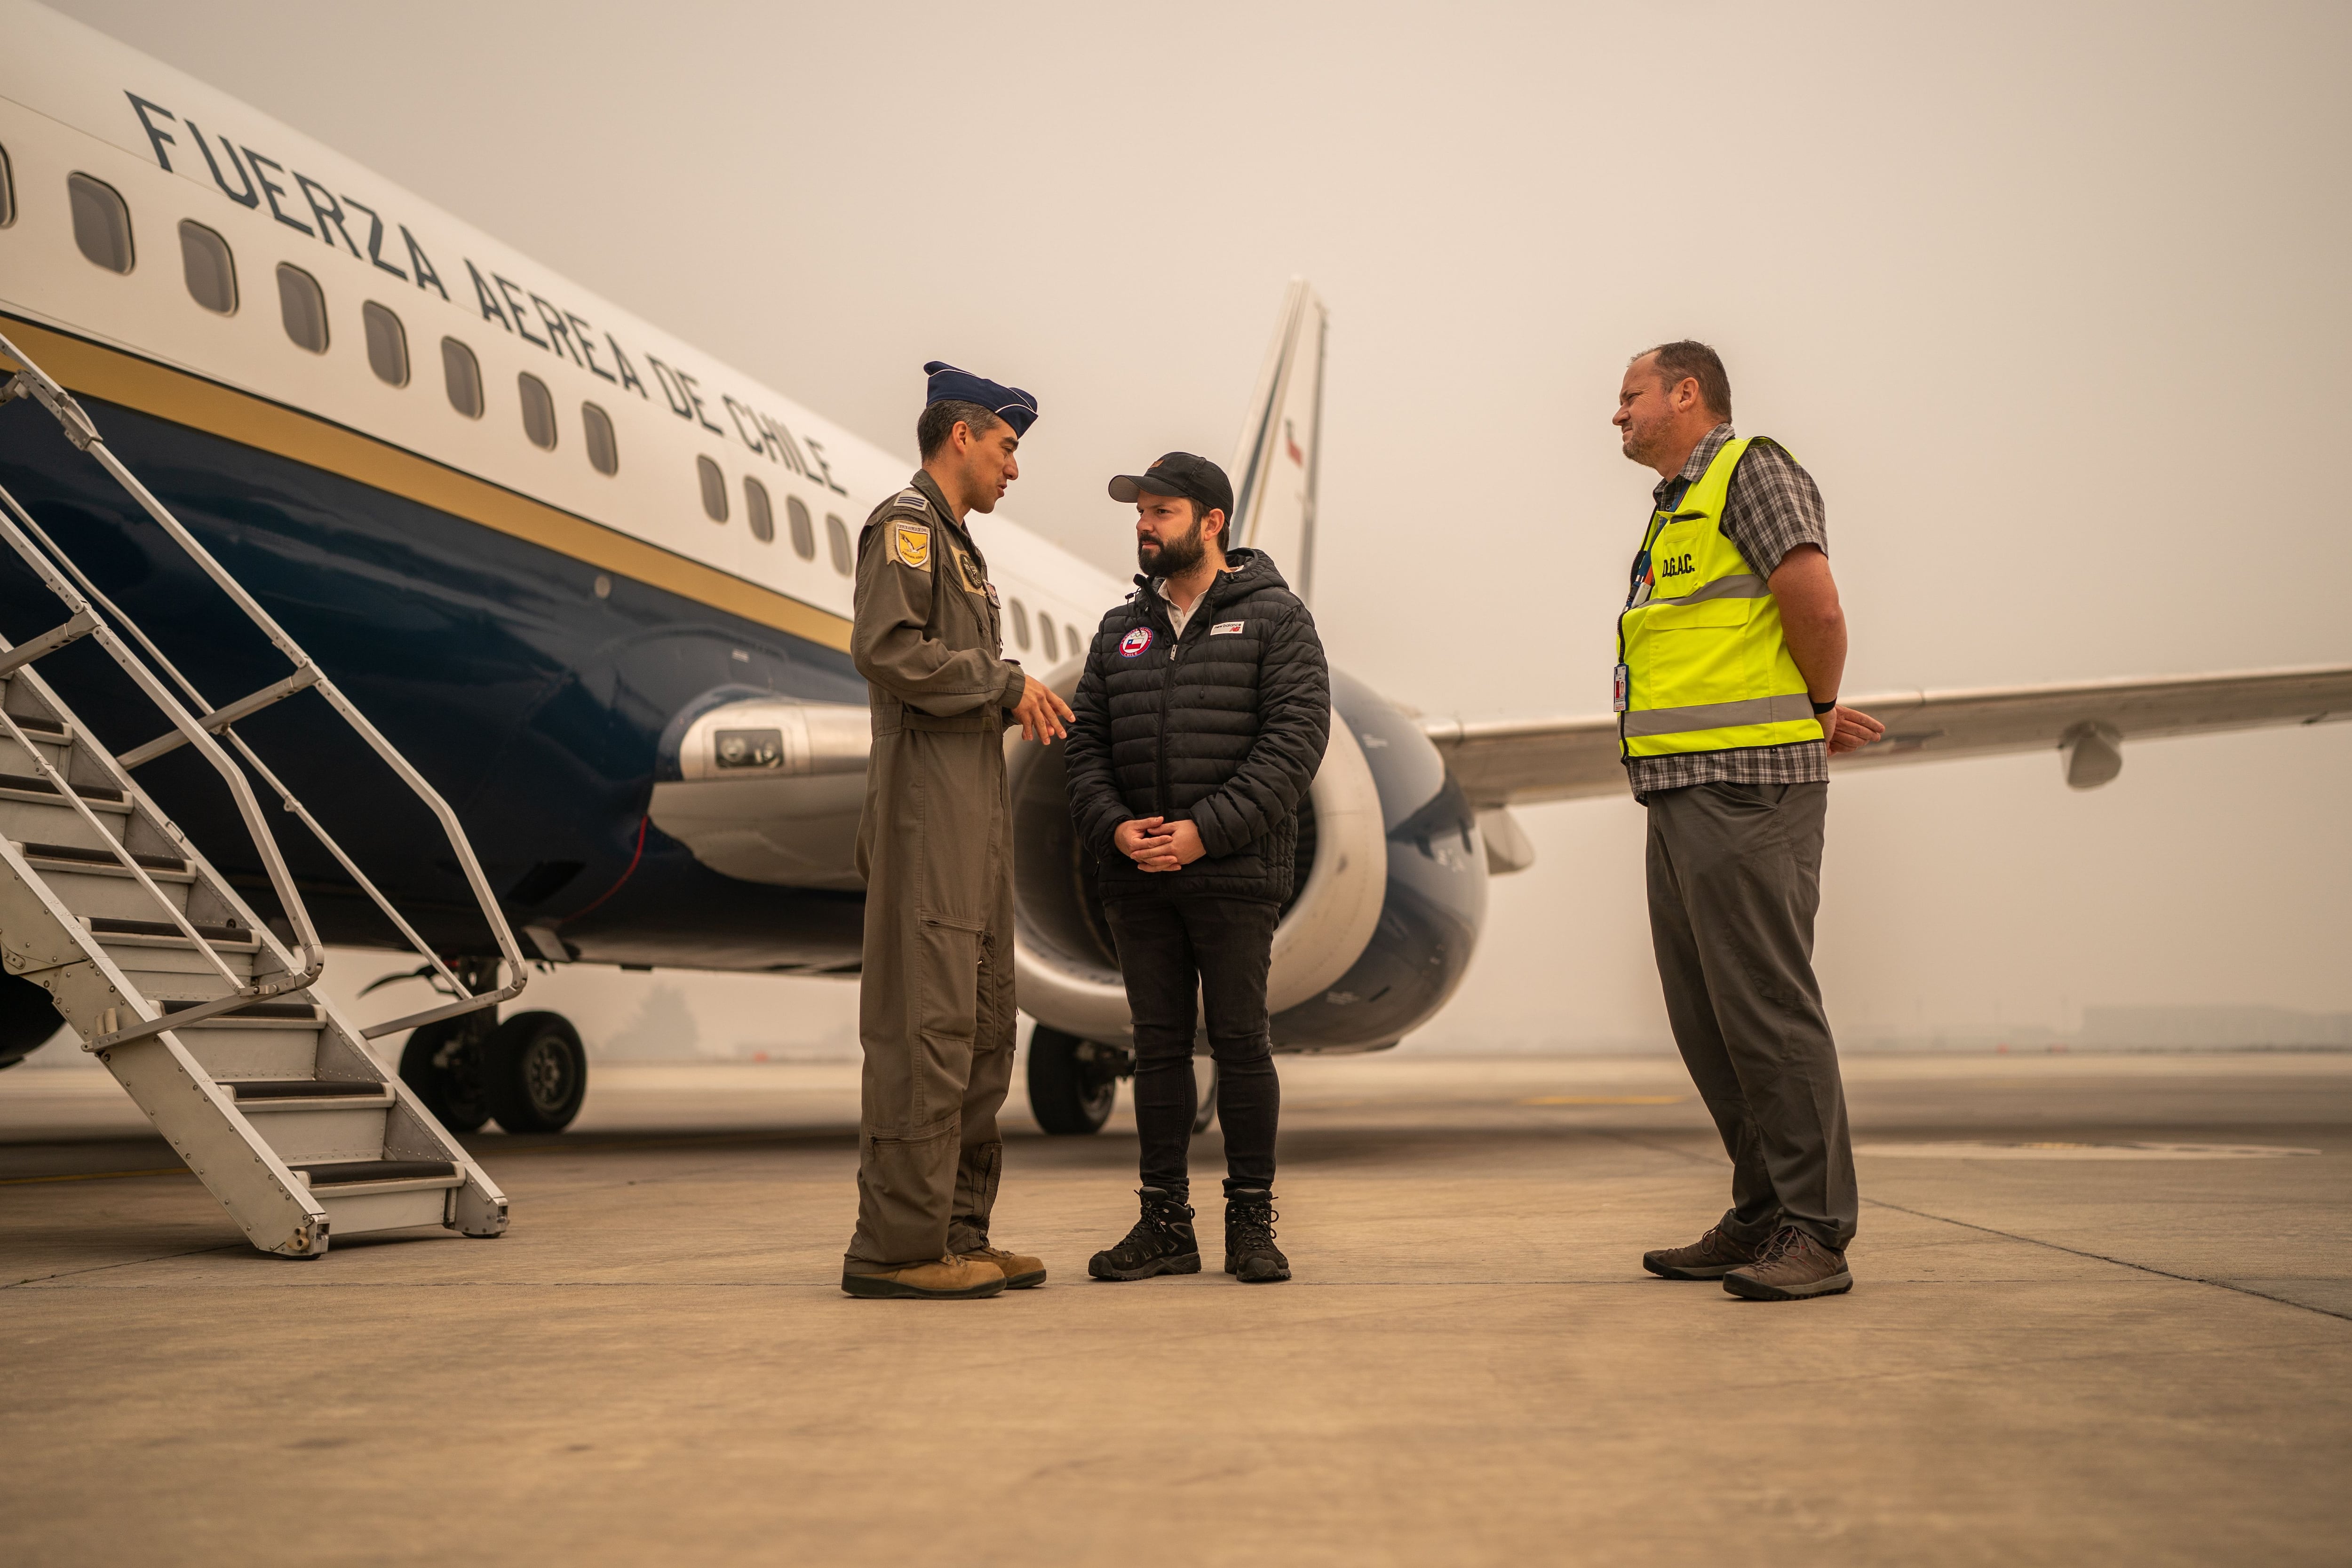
40 0 2352 1051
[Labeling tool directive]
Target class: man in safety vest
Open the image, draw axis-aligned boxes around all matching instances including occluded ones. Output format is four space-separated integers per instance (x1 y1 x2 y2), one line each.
1612 340 1885 1301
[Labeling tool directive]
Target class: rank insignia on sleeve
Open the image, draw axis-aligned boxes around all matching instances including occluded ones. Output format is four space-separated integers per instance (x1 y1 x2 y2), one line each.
892 523 930 569
893 489 930 515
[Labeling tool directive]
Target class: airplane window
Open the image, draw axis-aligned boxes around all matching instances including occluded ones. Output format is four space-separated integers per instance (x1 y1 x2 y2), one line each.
177 220 236 314
744 476 773 540
787 496 815 560
275 263 327 352
582 403 619 476
67 173 133 273
362 302 408 386
826 514 851 575
1039 613 1058 662
442 337 484 418
697 458 728 523
518 372 557 450
1008 598 1031 650
0 143 13 227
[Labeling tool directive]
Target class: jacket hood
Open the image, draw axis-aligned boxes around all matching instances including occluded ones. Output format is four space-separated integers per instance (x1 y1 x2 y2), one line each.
1132 547 1292 609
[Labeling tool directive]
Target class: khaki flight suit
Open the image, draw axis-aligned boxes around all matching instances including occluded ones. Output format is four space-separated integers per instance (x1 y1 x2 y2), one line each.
844 470 1027 1274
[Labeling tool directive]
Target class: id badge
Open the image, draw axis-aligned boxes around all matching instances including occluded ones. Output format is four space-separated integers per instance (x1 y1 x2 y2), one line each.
1611 663 1629 713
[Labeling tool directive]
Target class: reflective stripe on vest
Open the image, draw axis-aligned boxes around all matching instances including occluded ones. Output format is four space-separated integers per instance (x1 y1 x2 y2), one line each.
1617 437 1822 759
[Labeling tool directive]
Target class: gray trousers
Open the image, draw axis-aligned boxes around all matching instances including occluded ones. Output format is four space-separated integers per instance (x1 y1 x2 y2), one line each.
1645 781 1857 1251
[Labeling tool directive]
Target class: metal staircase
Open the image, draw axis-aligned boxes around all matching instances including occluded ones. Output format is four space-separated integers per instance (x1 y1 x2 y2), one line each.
0 330 526 1257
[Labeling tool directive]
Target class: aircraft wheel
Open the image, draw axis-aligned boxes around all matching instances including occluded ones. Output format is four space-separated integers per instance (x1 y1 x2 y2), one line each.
1028 1025 1119 1136
1192 1058 1217 1134
399 1017 489 1132
483 1011 589 1134
0 972 63 1069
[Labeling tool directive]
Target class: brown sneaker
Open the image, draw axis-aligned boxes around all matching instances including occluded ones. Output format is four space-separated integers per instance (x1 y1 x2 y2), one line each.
841 1256 1007 1299
1642 1225 1764 1280
1722 1226 1853 1301
956 1245 1046 1289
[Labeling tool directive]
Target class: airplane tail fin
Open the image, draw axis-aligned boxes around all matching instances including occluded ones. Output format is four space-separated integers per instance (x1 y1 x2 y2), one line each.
1227 279 1329 603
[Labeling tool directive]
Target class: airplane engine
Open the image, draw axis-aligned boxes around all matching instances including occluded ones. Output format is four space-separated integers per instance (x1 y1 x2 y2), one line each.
1010 669 1489 1132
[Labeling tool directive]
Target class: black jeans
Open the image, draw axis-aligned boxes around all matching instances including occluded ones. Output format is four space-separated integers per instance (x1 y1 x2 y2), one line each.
1100 895 1282 1202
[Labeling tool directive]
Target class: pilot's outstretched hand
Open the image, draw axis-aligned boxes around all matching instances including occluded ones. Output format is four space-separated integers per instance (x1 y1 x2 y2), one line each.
1011 674 1073 745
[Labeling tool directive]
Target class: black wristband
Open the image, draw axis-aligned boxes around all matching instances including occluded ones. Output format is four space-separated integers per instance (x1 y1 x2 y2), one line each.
1810 698 1838 715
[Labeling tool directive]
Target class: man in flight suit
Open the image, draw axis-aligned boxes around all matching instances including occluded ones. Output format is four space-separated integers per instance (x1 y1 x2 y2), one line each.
841 361 1073 1300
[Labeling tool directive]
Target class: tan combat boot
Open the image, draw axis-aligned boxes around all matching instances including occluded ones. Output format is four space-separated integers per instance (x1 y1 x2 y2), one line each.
841 1255 1006 1300
955 1245 1047 1289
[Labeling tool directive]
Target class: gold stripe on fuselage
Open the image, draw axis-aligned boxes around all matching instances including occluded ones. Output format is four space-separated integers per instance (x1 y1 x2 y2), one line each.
0 317 854 653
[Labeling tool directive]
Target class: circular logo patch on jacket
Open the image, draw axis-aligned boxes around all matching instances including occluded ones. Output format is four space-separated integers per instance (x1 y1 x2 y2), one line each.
1119 627 1154 658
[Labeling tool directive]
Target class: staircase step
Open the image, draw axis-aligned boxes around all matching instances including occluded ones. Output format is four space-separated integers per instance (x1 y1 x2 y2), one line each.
84 915 258 953
163 998 320 1023
294 1159 460 1187
0 772 122 801
1 713 68 738
19 840 188 872
228 1079 385 1101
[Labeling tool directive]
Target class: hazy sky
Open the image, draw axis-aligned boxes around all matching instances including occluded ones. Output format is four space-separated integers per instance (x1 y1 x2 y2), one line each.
38 0 2352 1053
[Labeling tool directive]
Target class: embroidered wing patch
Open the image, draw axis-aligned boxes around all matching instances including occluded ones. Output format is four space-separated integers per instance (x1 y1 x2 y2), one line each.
891 523 931 569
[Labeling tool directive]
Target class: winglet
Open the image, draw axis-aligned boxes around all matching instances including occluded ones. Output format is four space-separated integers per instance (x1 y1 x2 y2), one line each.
1227 279 1329 603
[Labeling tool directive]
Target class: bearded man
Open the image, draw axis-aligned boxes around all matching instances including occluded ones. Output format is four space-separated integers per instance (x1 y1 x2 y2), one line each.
1061 452 1330 1285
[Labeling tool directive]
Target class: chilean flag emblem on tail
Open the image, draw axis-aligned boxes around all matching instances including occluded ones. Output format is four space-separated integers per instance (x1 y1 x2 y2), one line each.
1119 627 1154 658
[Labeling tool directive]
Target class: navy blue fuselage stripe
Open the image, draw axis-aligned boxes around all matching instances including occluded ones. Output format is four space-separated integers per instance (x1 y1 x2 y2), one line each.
0 393 866 970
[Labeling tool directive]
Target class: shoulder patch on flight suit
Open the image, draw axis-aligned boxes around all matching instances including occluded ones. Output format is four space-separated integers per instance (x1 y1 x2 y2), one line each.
890 488 931 516
891 522 931 569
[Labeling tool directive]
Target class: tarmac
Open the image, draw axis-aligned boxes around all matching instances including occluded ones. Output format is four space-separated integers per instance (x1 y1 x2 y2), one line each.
3 1048 2348 1566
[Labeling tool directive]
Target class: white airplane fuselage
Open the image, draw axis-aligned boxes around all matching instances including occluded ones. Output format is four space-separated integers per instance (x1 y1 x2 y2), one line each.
0 3 1489 1068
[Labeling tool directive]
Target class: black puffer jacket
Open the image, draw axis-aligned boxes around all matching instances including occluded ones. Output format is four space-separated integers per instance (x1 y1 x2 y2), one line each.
1065 549 1330 904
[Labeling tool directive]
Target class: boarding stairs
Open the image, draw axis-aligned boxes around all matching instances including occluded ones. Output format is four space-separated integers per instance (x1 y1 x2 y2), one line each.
0 330 526 1257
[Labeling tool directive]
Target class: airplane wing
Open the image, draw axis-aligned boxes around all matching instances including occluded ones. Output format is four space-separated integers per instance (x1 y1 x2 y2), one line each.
1422 664 2352 829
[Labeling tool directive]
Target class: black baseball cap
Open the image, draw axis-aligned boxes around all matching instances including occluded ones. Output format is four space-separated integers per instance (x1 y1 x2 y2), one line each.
1108 452 1234 520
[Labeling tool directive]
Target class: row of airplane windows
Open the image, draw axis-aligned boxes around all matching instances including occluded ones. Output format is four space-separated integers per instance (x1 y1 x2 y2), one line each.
3 153 1075 653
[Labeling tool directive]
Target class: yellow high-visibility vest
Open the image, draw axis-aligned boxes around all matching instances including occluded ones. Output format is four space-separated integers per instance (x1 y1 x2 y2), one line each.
1617 438 1823 759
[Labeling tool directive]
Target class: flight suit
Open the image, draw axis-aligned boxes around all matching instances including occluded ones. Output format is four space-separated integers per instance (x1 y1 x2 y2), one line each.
844 470 1027 1275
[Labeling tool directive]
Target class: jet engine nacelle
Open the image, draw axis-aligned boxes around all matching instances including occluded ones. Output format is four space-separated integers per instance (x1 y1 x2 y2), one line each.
1010 669 1488 1055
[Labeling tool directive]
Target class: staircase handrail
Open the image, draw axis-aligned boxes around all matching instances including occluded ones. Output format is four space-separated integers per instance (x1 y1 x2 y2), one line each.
0 331 525 1041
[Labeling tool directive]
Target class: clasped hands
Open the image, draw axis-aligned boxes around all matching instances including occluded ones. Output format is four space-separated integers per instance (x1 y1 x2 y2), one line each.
1114 816 1206 874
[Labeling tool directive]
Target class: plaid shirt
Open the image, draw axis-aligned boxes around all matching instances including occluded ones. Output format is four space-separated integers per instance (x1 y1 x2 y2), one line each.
1624 423 1830 800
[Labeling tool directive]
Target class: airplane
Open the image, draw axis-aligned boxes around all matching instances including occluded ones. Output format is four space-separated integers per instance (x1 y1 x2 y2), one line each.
2 0 2347 1153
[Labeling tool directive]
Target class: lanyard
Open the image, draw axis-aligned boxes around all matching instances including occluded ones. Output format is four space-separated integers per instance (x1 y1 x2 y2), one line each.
1626 474 1700 609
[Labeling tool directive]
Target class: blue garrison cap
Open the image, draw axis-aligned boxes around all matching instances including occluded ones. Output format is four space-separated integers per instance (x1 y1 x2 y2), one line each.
923 360 1040 436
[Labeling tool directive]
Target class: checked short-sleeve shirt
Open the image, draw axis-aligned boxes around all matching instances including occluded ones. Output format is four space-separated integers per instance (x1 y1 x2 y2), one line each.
1625 422 1830 801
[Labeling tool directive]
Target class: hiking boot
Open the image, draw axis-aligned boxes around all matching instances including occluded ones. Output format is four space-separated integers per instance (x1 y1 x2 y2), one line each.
1642 1224 1764 1281
1224 1188 1290 1284
1088 1187 1201 1281
956 1244 1047 1289
841 1255 1007 1300
1723 1226 1853 1301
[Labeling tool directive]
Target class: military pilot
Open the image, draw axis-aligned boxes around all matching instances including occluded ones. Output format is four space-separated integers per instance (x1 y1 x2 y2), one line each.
842 361 1073 1300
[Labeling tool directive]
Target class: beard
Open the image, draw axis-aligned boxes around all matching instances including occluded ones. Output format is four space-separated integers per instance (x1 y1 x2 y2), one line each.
1137 517 1207 577
1620 419 1668 466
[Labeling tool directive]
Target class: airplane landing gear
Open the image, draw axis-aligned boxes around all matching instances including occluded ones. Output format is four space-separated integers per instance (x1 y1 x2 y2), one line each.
1025 1027 1219 1138
482 1011 588 1133
394 959 588 1135
1027 1026 1123 1135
